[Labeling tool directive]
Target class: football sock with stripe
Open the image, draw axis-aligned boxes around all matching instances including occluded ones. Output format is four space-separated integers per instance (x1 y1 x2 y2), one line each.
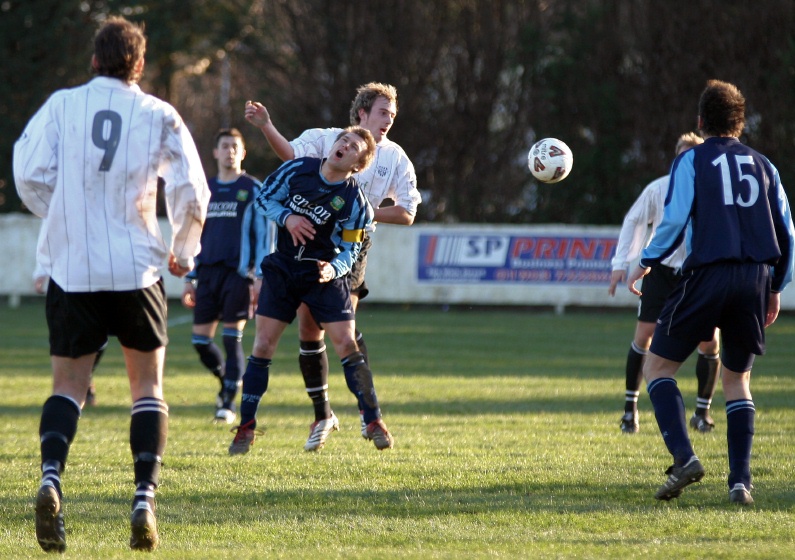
130 398 168 511
221 328 245 408
726 399 755 489
192 334 224 381
239 356 271 428
624 342 646 413
695 352 720 415
299 340 331 421
355 329 369 365
342 352 381 424
39 395 81 497
647 377 694 467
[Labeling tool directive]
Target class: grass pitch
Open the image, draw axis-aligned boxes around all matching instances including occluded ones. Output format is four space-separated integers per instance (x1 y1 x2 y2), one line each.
2 299 795 558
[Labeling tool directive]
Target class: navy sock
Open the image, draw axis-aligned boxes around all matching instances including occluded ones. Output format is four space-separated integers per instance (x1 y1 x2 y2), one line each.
239 356 271 428
726 399 755 489
299 340 331 421
647 378 694 466
342 352 380 424
39 395 81 497
192 334 224 380
355 329 369 365
221 329 245 407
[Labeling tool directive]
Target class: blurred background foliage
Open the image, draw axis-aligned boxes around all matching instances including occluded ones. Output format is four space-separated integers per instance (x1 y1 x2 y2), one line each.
2 0 795 224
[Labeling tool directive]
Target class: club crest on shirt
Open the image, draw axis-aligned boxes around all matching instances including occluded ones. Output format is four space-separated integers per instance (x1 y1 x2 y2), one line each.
377 165 388 178
236 190 249 201
331 196 345 211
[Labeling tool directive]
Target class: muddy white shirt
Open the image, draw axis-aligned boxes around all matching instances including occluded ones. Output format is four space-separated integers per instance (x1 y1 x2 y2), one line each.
14 76 209 292
290 128 421 231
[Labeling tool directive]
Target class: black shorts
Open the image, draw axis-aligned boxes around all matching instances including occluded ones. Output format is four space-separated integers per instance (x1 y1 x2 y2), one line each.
256 254 354 326
637 265 680 323
349 232 372 299
650 262 770 372
193 264 251 324
46 279 168 357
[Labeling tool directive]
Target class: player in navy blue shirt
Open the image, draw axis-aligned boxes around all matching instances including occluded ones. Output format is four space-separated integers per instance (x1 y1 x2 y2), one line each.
628 80 795 505
228 126 379 455
182 128 275 425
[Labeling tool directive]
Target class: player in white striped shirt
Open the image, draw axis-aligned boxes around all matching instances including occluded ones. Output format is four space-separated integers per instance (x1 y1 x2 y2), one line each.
608 133 720 435
14 16 209 553
245 83 421 450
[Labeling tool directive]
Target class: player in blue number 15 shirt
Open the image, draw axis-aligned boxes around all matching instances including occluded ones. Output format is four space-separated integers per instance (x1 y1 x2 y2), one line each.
628 79 795 506
227 126 378 455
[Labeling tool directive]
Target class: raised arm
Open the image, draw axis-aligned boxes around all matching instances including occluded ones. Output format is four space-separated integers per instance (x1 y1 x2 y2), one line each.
244 100 295 161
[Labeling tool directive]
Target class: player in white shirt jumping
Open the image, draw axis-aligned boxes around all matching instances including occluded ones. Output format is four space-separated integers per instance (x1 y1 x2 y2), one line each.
245 82 421 451
14 16 209 553
608 132 720 434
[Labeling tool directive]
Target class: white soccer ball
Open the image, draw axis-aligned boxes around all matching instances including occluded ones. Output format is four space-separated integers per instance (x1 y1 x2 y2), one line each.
527 138 573 183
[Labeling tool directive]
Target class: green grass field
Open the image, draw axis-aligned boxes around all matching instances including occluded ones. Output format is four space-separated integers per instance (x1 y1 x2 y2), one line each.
2 299 795 559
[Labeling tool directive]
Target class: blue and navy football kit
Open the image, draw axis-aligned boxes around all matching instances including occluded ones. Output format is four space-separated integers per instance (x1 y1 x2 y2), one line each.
190 173 274 324
639 135 795 496
254 157 373 325
640 136 795 370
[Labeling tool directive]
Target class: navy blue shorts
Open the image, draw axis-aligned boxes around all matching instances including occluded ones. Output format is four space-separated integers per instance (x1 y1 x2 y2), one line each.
256 254 354 326
193 264 251 324
650 262 770 372
637 264 679 323
46 279 168 357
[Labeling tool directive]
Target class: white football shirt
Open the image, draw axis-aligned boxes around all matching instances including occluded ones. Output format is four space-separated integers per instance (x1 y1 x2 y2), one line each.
14 76 210 292
290 127 421 231
611 175 687 271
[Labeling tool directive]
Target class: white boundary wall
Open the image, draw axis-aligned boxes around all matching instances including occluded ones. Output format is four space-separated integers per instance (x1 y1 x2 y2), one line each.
4 213 795 311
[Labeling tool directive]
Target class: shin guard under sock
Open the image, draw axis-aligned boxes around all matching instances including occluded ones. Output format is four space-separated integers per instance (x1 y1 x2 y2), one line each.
695 352 720 414
130 398 168 504
300 340 331 421
647 378 694 466
239 356 271 428
624 342 646 413
192 334 224 380
342 352 380 424
39 395 81 496
726 399 755 489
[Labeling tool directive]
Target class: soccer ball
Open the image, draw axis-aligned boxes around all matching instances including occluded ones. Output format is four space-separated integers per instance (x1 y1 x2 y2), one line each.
527 138 573 183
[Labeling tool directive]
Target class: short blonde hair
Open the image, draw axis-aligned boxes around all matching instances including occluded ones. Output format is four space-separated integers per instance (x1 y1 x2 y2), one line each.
675 131 703 155
349 82 398 125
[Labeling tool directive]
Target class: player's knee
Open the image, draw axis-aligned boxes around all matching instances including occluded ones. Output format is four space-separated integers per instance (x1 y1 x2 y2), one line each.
331 339 358 359
298 323 323 340
698 340 720 355
251 335 276 359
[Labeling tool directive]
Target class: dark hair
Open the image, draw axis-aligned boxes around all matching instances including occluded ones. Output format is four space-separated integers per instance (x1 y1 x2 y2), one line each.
214 128 245 148
93 16 147 83
698 80 746 137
